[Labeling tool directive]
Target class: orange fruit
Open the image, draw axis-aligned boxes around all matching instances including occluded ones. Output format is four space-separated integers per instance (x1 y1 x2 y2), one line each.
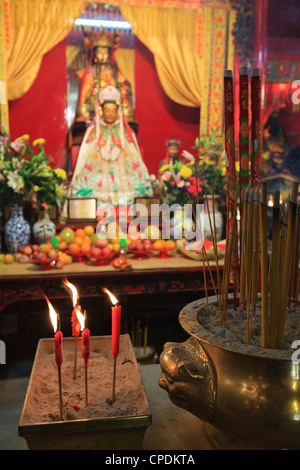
68 243 81 255
59 241 68 251
84 225 95 237
153 239 166 251
60 253 72 264
81 243 91 254
74 236 84 246
4 254 14 264
83 236 92 245
64 255 72 264
40 243 52 253
165 240 176 251
75 228 86 239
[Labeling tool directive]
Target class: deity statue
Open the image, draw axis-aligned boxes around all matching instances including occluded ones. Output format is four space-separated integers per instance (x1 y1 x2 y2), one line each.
67 85 153 213
73 31 136 135
158 139 181 191
159 139 181 169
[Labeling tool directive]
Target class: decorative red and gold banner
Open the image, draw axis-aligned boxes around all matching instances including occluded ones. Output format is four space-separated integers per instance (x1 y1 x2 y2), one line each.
239 67 249 210
251 69 261 188
224 70 239 299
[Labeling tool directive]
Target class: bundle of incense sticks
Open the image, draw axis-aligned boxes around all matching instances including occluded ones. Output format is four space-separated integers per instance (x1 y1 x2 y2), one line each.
258 182 299 348
195 178 299 350
194 67 299 350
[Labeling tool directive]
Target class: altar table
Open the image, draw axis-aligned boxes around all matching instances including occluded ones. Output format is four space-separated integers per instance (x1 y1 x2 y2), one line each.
0 254 223 314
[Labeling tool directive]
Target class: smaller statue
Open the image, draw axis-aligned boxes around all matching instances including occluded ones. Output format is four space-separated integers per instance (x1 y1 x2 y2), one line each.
68 85 153 213
159 139 181 170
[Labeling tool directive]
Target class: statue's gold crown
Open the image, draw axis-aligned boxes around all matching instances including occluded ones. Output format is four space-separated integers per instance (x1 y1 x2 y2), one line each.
89 31 117 49
99 86 121 105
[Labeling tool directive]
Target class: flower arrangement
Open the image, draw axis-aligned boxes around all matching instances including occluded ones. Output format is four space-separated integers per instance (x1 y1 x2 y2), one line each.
193 133 226 201
159 159 202 206
159 133 226 206
0 133 68 211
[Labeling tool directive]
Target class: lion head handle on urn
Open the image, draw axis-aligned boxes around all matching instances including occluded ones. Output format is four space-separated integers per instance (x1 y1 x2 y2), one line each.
159 337 216 422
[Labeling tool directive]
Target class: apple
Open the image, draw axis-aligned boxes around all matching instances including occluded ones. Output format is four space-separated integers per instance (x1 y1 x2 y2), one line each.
48 249 58 260
23 245 32 256
55 259 64 269
18 245 25 253
20 254 30 264
95 237 108 248
32 244 39 252
90 246 101 258
135 241 144 251
102 246 112 257
15 252 22 262
37 252 47 261
144 239 151 249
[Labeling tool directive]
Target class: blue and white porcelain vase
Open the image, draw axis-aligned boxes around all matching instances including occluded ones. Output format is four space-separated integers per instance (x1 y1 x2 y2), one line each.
4 206 31 253
32 209 56 245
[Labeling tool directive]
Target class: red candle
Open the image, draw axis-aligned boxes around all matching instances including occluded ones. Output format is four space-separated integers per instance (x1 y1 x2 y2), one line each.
111 304 122 360
103 288 122 403
80 311 90 406
44 294 64 421
103 288 122 359
81 327 90 365
54 329 63 369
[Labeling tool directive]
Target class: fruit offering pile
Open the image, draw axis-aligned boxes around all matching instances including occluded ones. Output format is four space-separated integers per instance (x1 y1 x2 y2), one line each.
0 223 183 268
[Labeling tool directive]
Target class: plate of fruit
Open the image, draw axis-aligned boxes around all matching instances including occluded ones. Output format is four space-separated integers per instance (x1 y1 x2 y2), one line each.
58 226 95 262
128 239 152 260
86 236 115 266
150 239 177 258
32 249 61 270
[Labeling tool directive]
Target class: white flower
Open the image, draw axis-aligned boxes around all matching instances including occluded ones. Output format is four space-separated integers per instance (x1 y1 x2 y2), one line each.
10 139 26 152
7 171 24 192
181 150 195 162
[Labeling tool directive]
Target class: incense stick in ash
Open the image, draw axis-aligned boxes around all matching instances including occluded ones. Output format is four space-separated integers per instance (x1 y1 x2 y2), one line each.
260 183 269 348
269 190 280 348
240 187 249 314
277 182 299 348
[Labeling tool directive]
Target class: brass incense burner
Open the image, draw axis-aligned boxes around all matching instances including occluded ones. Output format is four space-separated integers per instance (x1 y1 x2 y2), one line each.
159 295 300 450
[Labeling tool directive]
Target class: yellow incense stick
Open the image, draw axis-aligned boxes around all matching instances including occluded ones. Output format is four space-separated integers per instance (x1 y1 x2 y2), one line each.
245 188 254 307
260 184 269 348
277 182 299 348
270 191 280 348
240 187 249 312
251 188 260 307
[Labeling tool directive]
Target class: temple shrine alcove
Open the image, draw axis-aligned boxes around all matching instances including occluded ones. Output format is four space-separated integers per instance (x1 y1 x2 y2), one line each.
4 0 300 204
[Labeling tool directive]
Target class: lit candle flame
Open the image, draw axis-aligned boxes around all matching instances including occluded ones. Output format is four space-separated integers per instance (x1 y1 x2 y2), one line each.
75 306 85 331
268 196 274 207
103 288 119 305
64 278 79 307
46 296 58 333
